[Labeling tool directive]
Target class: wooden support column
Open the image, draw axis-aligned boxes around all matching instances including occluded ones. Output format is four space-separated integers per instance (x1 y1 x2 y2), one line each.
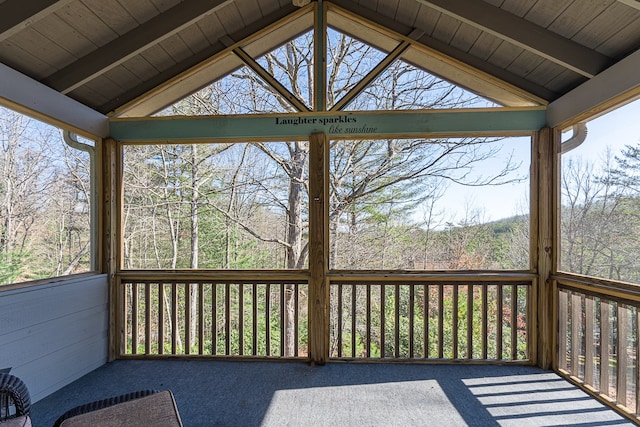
308 132 328 364
534 127 559 369
103 138 121 361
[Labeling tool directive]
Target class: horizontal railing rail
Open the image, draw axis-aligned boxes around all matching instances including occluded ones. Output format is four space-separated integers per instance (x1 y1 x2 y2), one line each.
118 271 309 359
556 274 640 421
328 273 533 362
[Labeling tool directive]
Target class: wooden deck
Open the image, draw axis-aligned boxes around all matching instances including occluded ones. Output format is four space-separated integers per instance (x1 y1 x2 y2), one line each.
31 360 635 426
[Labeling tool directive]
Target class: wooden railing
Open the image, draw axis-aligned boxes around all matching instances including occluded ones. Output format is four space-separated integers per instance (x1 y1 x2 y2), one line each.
329 274 532 361
557 275 640 419
119 272 309 358
118 272 533 363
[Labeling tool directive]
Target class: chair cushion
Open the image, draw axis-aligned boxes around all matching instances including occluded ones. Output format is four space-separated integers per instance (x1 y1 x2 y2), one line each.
59 391 182 427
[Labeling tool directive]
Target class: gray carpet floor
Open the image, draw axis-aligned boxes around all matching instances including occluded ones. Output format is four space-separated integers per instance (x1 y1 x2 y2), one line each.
31 360 636 426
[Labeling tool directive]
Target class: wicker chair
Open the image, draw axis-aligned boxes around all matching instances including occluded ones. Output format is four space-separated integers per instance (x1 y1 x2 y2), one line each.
0 372 31 426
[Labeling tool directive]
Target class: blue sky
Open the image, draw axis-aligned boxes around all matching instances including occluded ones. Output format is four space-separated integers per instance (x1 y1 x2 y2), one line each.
427 97 640 226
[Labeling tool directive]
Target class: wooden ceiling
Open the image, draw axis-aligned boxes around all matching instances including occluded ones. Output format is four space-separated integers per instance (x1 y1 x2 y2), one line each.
0 0 639 120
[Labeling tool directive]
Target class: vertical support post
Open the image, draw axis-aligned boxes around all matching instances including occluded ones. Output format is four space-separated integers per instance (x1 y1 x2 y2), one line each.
104 138 120 361
314 0 326 112
309 132 328 363
535 127 558 369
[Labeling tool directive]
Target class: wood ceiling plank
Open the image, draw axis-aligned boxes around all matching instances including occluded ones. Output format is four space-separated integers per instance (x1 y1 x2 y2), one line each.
33 14 94 59
487 41 524 69
0 40 56 79
196 12 227 46
8 27 70 69
413 4 438 36
546 0 613 39
237 0 264 25
595 15 640 57
522 0 574 28
506 50 546 79
449 22 482 53
81 0 139 35
572 2 640 50
376 0 399 18
432 13 461 45
140 44 176 73
416 0 612 77
214 2 244 34
159 34 192 64
0 0 74 42
176 25 210 56
617 0 640 11
393 1 421 28
43 0 233 93
55 2 117 47
117 0 160 25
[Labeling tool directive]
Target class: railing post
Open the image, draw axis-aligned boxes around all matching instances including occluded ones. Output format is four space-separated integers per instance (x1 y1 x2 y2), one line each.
309 132 329 364
534 127 558 369
103 137 121 361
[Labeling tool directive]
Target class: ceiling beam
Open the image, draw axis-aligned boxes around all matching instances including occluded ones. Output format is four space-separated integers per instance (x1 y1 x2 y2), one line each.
0 63 108 137
416 0 612 78
43 0 233 94
106 3 302 117
547 48 640 128
330 0 552 104
0 0 74 42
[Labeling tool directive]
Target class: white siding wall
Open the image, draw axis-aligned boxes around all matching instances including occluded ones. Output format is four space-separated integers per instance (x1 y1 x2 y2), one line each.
0 274 109 402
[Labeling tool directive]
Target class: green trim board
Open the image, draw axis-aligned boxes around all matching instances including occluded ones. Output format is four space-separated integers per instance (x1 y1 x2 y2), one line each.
109 108 546 142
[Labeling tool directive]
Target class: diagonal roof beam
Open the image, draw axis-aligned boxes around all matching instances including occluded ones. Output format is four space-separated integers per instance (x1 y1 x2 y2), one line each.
43 0 233 94
330 29 422 111
416 0 612 78
0 0 75 42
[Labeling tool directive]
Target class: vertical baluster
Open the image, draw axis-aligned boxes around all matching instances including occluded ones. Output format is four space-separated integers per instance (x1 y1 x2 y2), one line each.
394 283 400 358
424 284 429 359
584 296 595 386
618 304 628 407
351 284 357 358
558 290 568 370
280 283 285 357
253 283 258 356
212 283 217 356
366 284 371 358
337 284 343 357
265 283 271 357
225 282 231 355
171 282 178 354
467 284 473 359
481 284 488 360
145 282 151 355
452 284 459 359
438 284 444 359
131 283 138 355
600 301 611 395
571 292 581 375
294 283 300 357
239 283 244 356
381 284 386 358
497 285 503 360
185 283 191 355
409 284 415 359
198 282 204 355
511 284 518 360
158 283 165 355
